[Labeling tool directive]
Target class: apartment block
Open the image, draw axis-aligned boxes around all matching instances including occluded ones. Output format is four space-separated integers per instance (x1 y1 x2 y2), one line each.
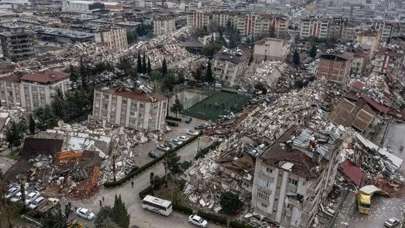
92 88 167 131
95 28 128 50
0 30 35 61
356 31 380 57
62 0 104 13
213 48 249 86
299 17 329 39
153 15 176 36
0 70 70 112
251 127 341 228
187 11 288 38
317 53 352 83
253 38 289 62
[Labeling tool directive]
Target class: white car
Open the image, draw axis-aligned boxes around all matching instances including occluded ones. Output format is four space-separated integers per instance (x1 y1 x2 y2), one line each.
28 196 45 210
384 218 400 228
187 129 201 136
177 135 190 141
171 138 183 146
5 186 20 199
75 207 95 220
157 144 171 152
10 192 22 202
25 191 40 205
188 214 208 227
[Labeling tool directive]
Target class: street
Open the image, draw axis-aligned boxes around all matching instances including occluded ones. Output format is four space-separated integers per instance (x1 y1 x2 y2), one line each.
71 127 220 228
333 122 405 228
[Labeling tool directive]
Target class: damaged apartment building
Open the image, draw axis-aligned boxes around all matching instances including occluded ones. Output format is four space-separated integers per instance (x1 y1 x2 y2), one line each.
0 70 70 112
91 87 168 131
251 126 343 228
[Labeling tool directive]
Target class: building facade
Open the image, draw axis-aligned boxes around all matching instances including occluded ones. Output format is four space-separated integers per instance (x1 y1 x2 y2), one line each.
213 48 249 86
253 38 289 62
153 16 176 36
251 127 341 228
0 70 70 112
62 0 104 13
95 28 128 50
0 30 35 61
187 11 288 38
92 88 167 131
317 53 352 83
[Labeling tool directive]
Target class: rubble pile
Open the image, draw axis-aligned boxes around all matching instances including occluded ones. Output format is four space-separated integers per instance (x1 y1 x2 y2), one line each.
350 72 393 106
242 61 287 88
0 107 26 148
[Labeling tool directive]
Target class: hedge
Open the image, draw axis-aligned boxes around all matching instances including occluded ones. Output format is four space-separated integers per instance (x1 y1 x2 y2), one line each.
230 221 255 228
194 140 221 160
197 210 227 225
166 121 179 127
173 203 193 215
166 116 182 122
104 134 199 188
139 185 154 199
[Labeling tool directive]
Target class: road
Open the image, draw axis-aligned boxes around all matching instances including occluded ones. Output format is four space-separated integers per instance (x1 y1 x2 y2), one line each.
333 122 405 228
71 132 219 228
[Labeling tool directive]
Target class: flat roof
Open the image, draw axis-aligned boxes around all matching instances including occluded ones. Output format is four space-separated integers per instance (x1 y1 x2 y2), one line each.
21 70 68 84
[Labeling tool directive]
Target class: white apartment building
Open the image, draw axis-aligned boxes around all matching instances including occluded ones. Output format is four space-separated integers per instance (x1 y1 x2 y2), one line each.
92 88 167 131
62 0 103 13
253 38 289 62
252 127 341 228
300 17 329 39
95 28 128 50
0 70 70 112
213 48 249 86
153 16 176 36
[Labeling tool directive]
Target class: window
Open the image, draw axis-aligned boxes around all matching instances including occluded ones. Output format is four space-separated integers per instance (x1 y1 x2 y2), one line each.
257 189 270 201
266 167 273 173
288 178 298 186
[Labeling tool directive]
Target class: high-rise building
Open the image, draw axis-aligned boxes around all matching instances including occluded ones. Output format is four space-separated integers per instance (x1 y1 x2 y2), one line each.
153 15 176 36
0 30 35 62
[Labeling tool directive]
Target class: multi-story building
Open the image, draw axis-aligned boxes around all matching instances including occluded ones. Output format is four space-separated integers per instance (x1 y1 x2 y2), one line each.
153 15 176 36
62 0 104 13
95 28 128 50
356 31 380 57
317 53 352 84
299 17 329 39
0 70 70 112
213 48 249 86
253 37 289 62
92 88 167 131
187 11 288 38
0 30 35 61
251 127 341 228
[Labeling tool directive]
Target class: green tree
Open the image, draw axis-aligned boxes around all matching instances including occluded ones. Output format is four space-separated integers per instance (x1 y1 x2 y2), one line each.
111 195 130 228
147 57 152 75
5 119 26 150
170 97 183 117
293 49 300 66
205 60 215 83
161 58 168 76
95 207 120 228
142 54 147 74
126 30 137 44
161 73 176 92
41 204 69 228
68 64 79 85
309 43 317 58
28 114 35 135
33 105 58 131
137 52 142 73
166 151 181 174
220 192 243 215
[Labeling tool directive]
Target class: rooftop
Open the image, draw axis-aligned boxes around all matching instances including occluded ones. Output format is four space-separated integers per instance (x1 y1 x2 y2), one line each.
21 70 69 84
99 87 166 103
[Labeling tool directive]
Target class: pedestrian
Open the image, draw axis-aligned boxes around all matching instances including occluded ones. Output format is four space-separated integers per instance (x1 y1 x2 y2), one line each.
131 181 134 188
102 196 105 202
99 200 102 207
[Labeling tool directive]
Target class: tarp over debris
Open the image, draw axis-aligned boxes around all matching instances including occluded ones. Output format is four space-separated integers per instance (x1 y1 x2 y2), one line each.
339 159 364 187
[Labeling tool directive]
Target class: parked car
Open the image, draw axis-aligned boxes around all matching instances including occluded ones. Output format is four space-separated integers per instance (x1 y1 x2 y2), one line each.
148 150 164 159
28 196 46 210
25 191 40 205
188 214 208 227
171 138 183 146
187 129 201 136
185 117 192 123
5 186 20 199
157 144 171 152
177 135 190 141
75 207 95 220
384 218 400 228
10 192 22 202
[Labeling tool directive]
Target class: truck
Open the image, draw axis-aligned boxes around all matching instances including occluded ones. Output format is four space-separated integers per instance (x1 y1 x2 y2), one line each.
356 185 387 214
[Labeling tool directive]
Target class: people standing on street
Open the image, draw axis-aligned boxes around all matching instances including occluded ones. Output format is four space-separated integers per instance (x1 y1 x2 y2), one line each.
131 181 134 188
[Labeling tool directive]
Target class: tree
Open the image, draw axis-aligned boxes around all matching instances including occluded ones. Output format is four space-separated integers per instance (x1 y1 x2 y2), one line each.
5 119 26 150
111 195 130 228
147 57 152 75
142 54 147 74
161 73 176 92
33 105 58 131
205 60 215 83
137 52 142 73
170 97 183 117
126 30 137 44
68 64 79 85
166 151 181 174
41 204 69 228
309 43 317 58
95 207 120 228
220 192 243 215
28 114 35 135
193 65 203 81
293 49 300 66
161 58 168 76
